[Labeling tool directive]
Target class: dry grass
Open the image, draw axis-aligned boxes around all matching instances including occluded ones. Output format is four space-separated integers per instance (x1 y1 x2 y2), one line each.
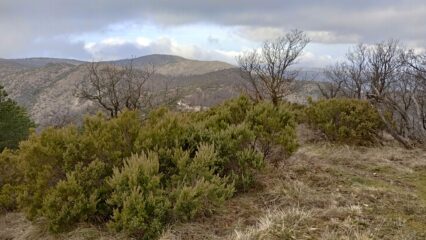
2 137 426 239
161 143 426 240
0 212 127 240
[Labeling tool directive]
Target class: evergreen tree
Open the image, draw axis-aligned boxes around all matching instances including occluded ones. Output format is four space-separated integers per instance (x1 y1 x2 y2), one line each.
0 85 35 151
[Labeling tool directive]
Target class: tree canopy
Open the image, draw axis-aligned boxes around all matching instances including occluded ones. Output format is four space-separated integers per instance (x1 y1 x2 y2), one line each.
0 85 35 151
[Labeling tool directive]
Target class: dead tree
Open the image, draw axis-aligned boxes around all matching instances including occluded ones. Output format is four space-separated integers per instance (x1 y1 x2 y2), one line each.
237 30 310 106
318 63 346 99
403 51 426 140
76 59 180 118
364 40 426 147
320 44 368 99
361 40 417 148
344 44 368 99
324 40 426 148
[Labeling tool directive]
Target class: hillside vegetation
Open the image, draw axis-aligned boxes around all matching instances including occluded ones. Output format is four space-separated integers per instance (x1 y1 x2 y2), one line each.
1 97 425 239
0 97 297 239
1 34 425 239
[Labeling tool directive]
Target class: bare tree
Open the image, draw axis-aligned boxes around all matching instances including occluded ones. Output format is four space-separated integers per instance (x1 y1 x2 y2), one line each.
76 59 180 118
362 40 418 148
42 108 79 128
366 40 404 98
403 51 426 140
320 44 368 99
404 50 426 81
323 40 426 148
344 44 368 99
237 30 310 105
318 63 346 99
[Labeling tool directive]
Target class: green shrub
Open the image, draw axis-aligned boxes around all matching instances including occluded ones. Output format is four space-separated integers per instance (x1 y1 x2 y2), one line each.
3 96 298 239
197 96 298 189
79 111 142 167
107 152 169 239
0 149 21 211
246 101 298 159
42 160 111 232
281 101 306 124
17 111 142 219
305 98 384 145
107 145 233 239
17 126 81 218
0 184 21 213
204 123 263 191
135 101 273 191
134 108 198 180
199 96 254 128
170 144 234 221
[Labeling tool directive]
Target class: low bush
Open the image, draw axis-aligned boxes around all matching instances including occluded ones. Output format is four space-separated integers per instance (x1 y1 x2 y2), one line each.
0 96 298 239
107 152 169 239
0 149 23 213
107 145 233 239
169 144 234 221
42 160 111 232
304 98 384 145
246 101 298 159
198 97 298 188
281 101 307 124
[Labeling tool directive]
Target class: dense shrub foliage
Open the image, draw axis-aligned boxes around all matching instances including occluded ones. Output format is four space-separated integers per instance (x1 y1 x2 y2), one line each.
0 96 298 239
0 150 22 213
304 98 384 145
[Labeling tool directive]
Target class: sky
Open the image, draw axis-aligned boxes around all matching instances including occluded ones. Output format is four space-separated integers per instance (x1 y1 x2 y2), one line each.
1 0 425 67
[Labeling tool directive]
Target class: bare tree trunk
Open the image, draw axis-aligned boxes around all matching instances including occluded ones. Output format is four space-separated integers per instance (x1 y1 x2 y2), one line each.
375 104 413 149
411 95 426 143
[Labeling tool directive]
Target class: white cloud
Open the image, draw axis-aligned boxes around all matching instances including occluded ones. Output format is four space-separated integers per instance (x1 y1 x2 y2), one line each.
306 31 361 44
299 51 336 68
237 27 286 42
81 36 240 64
100 37 128 45
136 37 152 46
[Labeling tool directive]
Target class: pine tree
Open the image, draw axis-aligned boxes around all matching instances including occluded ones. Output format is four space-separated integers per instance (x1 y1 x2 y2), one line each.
0 85 35 151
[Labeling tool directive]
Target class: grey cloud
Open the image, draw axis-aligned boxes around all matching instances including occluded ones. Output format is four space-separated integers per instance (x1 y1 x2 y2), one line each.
1 36 91 60
1 0 425 58
237 27 362 44
141 0 426 45
85 38 175 60
207 36 220 45
84 37 237 63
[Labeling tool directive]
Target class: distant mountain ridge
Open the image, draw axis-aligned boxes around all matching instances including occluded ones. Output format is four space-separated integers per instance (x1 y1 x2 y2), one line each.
0 54 322 127
109 54 235 76
0 54 235 75
1 58 85 68
0 54 237 126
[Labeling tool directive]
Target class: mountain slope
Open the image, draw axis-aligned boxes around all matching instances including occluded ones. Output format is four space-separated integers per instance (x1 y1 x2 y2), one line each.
0 54 320 126
5 58 85 69
0 55 237 126
110 54 235 76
